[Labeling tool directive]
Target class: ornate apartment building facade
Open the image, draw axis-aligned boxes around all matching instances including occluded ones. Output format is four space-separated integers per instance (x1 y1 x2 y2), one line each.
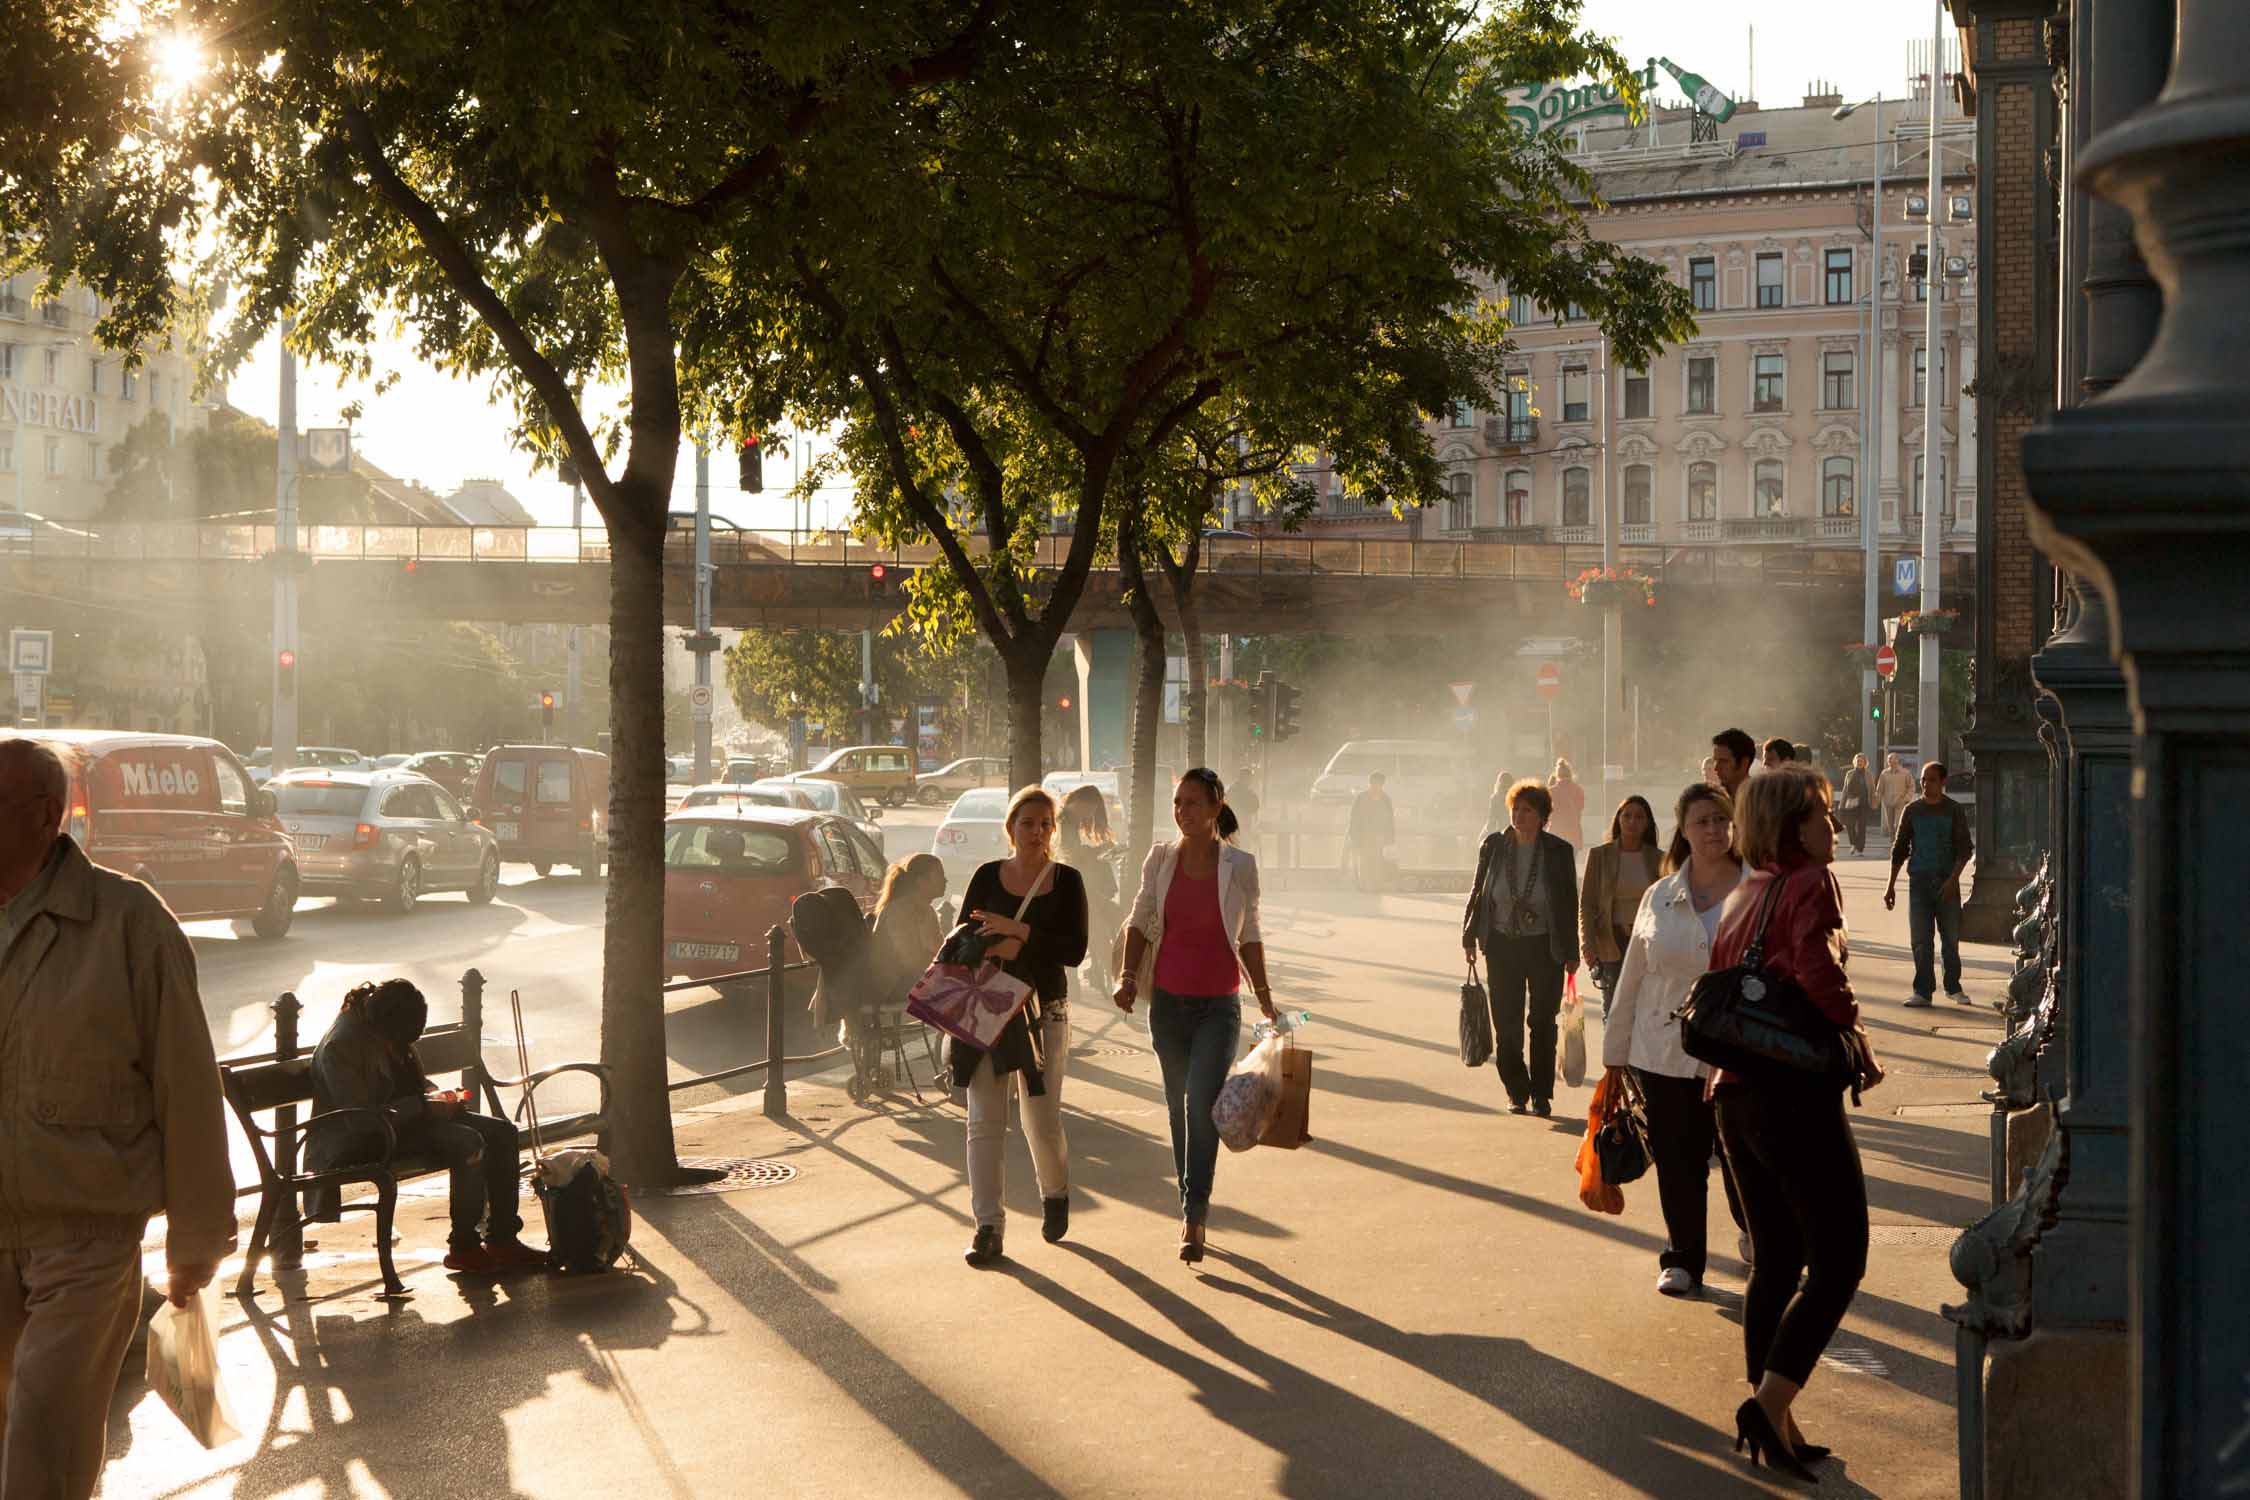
1262 79 1978 574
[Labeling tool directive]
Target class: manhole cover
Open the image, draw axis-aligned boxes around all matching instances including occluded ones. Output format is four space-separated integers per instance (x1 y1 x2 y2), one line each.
1820 1345 1891 1377
1072 1042 1146 1059
660 1156 800 1196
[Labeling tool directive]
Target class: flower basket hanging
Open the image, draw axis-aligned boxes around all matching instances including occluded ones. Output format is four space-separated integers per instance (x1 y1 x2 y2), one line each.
1897 608 1960 637
1566 565 1658 609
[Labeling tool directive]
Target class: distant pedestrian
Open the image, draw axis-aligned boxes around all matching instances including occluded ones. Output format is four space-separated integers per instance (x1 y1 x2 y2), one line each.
1483 771 1515 838
1701 755 1720 789
1710 728 1757 801
1602 782 1748 1296
1347 772 1396 891
1837 754 1873 855
1874 752 1915 837
871 855 948 1077
1761 737 1796 770
1115 768 1275 1265
1548 759 1587 850
0 738 235 1500
1059 785 1119 992
956 787 1089 1266
1711 765 1881 1482
1461 779 1579 1117
1230 770 1262 839
1884 762 1975 1007
1579 795 1662 1021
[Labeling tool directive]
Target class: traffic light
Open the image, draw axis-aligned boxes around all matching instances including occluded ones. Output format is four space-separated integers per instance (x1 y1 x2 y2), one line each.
1056 694 1073 713
1869 691 1884 722
739 438 763 494
541 690 557 729
1273 679 1303 743
1247 671 1273 740
276 648 296 695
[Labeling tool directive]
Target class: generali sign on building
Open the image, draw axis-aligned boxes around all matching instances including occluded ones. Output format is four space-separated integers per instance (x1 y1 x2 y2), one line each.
2 386 102 434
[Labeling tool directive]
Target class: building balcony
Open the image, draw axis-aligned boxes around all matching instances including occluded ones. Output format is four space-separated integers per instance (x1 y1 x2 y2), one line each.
1551 524 1598 545
37 303 68 328
1815 514 1862 541
1723 515 1811 542
1482 417 1538 450
1474 524 1554 544
1620 522 1657 545
0 293 25 320
1681 518 1721 542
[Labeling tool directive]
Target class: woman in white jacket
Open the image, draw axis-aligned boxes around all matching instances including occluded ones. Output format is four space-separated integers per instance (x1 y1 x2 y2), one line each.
1115 768 1277 1264
1603 782 1747 1297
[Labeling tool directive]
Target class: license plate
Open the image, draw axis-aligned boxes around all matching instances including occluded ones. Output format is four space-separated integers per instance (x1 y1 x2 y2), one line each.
293 833 327 851
495 821 520 842
668 941 740 963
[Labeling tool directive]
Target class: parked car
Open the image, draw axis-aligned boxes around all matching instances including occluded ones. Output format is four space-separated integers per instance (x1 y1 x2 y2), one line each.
268 769 500 912
917 755 1011 805
803 744 919 807
471 745 611 878
398 751 483 801
661 806 886 984
676 782 819 813
720 755 785 784
1308 739 1474 811
244 745 370 785
763 775 885 852
372 753 413 770
932 786 1013 889
43 730 299 937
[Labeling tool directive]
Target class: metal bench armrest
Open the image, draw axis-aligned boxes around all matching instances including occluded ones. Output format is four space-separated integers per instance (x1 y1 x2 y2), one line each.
275 1105 399 1165
481 1061 612 1121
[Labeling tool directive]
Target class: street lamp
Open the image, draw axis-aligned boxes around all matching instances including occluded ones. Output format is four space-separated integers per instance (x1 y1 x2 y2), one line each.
1834 92 1886 769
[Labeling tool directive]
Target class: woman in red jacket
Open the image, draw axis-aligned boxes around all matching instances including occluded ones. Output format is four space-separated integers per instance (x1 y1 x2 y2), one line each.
1709 764 1879 1482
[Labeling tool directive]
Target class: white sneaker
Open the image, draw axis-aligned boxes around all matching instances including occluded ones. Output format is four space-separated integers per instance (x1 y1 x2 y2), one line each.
1947 989 1974 1006
1903 994 1934 1008
1656 1267 1697 1297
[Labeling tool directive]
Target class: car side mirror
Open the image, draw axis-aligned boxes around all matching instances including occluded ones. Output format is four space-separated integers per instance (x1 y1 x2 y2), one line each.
867 807 883 821
465 806 483 824
255 789 278 818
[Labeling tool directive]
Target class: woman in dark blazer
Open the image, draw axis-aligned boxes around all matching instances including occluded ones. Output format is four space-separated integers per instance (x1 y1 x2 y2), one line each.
1461 779 1580 1115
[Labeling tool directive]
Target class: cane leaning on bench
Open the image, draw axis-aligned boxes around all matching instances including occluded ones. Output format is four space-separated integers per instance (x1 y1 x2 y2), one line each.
0 737 236 1500
308 979 549 1276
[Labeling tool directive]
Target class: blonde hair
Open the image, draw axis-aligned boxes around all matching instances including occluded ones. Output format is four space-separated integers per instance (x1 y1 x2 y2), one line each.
1002 785 1058 852
1552 758 1575 783
1735 764 1832 868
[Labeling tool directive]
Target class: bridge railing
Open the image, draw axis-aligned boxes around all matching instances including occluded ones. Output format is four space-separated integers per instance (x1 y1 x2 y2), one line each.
20 521 1770 585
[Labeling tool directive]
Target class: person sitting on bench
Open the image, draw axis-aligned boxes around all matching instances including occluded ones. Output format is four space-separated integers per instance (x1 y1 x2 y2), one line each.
308 979 547 1275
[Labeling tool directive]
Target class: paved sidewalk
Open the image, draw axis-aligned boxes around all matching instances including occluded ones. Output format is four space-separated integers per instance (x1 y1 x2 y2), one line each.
102 849 2004 1499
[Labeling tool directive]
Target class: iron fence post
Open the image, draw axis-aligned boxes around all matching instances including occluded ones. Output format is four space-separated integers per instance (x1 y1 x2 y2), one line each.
272 991 304 1269
762 926 789 1118
460 968 487 1107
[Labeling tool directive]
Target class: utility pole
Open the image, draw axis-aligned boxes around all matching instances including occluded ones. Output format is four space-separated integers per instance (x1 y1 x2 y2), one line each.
1598 331 1618 810
1917 9 1946 767
270 316 299 776
689 441 716 784
1864 97 1885 770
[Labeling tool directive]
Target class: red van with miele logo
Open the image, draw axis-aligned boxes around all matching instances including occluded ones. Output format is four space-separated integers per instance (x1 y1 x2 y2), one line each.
38 730 300 937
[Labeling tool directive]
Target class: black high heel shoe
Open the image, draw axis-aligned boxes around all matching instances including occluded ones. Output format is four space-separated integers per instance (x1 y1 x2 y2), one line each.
1794 1442 1832 1465
1734 1399 1819 1482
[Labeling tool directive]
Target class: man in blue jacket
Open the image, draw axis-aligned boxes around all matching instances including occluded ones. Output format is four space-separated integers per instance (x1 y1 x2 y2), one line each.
1883 762 1976 1006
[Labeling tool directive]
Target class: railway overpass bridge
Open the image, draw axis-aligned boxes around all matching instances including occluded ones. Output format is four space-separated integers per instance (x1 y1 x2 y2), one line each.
0 522 1967 640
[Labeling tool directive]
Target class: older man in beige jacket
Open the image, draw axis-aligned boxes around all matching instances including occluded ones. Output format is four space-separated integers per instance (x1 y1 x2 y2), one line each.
0 738 235 1499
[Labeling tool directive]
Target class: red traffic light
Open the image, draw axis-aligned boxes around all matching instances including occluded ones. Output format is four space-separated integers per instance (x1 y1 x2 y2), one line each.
869 563 888 582
403 558 418 573
277 649 296 669
540 691 556 709
1056 696 1072 712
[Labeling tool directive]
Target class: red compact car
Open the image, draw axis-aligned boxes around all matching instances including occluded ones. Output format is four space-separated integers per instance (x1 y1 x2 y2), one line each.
661 806 888 984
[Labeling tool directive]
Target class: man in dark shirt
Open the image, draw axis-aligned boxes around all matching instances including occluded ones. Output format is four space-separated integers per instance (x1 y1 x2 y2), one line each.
1347 773 1397 891
1760 736 1796 769
1884 763 1976 1006
308 979 547 1274
1710 728 1757 799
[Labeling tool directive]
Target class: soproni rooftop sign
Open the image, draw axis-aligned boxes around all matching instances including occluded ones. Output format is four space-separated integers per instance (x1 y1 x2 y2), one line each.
1502 57 1737 136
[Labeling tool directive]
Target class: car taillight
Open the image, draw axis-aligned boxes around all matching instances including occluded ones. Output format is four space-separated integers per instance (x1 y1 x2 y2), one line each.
938 828 963 845
353 823 379 850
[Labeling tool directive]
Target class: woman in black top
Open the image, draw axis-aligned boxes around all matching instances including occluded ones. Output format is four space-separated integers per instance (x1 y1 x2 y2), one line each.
956 786 1088 1267
1460 779 1580 1115
1058 784 1119 991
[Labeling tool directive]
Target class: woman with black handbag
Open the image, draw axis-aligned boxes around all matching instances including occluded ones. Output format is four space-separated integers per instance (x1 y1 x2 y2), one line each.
1460 779 1579 1116
1601 783 1745 1298
1707 765 1880 1480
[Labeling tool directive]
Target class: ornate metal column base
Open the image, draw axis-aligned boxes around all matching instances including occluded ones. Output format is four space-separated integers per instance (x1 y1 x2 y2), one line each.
2021 9 2250 1488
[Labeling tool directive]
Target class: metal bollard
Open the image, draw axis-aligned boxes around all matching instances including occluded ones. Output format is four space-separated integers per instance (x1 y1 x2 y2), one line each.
272 991 304 1269
762 925 788 1119
460 968 487 1108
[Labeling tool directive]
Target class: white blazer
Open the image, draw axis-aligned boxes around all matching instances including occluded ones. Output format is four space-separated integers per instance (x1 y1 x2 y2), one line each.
1601 865 1744 1079
1125 840 1264 992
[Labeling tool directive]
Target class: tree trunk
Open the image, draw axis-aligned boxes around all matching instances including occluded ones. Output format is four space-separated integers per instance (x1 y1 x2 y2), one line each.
1162 530 1208 770
1004 645 1045 794
598 514 680 1186
1119 526 1167 864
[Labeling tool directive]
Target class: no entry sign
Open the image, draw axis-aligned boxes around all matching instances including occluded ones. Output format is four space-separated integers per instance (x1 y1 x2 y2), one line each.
1535 662 1562 700
1874 644 1898 680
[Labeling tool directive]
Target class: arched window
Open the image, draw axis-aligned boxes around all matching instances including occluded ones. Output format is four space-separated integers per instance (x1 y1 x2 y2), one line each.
1446 471 1473 532
1505 469 1531 527
1623 464 1653 526
1822 456 1855 517
1753 458 1786 517
1687 461 1718 521
1562 467 1591 528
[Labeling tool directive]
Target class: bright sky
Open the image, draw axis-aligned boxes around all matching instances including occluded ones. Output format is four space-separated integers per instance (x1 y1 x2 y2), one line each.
224 0 1944 530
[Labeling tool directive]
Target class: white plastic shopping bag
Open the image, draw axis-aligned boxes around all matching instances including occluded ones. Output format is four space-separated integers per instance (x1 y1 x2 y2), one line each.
1212 1029 1287 1153
145 1286 242 1449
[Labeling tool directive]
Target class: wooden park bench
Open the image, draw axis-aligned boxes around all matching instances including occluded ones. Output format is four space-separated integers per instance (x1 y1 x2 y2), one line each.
219 977 608 1298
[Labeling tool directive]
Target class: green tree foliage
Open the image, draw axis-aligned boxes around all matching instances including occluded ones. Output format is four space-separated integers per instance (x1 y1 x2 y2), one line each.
103 406 373 521
688 0 1695 795
725 627 979 742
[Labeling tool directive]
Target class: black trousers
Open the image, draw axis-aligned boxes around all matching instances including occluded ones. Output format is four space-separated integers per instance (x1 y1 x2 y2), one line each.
398 1111 525 1251
1483 934 1564 1105
1715 1080 1869 1388
1842 804 1869 854
1636 1069 1747 1282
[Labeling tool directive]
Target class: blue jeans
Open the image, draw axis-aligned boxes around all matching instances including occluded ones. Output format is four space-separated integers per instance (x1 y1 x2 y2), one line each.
1149 989 1242 1223
1907 872 1963 998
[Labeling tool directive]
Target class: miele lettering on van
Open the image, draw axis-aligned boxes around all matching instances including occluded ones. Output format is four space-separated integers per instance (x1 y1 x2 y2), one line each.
120 761 203 799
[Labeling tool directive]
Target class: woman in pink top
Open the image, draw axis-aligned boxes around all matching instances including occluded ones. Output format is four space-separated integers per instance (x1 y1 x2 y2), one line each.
1116 769 1275 1264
